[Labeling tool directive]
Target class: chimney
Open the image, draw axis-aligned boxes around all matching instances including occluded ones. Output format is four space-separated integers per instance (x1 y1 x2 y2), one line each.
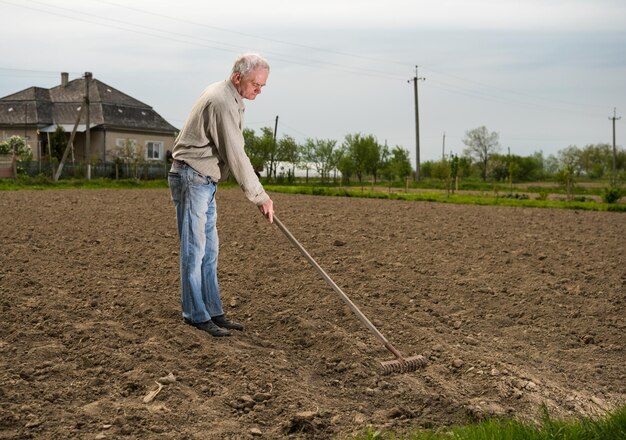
61 72 69 87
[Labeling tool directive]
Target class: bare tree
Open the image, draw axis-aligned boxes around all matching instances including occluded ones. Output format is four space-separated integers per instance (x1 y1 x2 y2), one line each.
463 126 500 181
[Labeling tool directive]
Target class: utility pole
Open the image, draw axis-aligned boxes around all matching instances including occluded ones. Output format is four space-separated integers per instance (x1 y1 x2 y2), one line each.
273 115 279 143
609 107 621 186
508 146 512 191
84 72 92 180
272 115 279 180
442 132 446 160
408 66 425 181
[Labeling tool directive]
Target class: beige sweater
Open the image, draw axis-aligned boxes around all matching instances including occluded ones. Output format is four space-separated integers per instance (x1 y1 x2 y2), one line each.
172 80 269 206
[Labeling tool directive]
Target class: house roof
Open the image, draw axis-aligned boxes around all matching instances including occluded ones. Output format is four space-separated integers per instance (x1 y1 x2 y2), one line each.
0 74 178 134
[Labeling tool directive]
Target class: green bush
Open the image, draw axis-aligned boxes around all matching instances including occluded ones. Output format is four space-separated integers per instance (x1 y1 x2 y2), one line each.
500 193 530 200
602 187 624 204
571 196 593 203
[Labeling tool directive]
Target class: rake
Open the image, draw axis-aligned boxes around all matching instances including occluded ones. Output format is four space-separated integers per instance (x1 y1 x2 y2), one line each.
273 214 427 374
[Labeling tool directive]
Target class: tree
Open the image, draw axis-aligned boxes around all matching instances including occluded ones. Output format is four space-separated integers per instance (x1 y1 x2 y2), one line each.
449 154 460 194
544 154 560 175
556 164 576 200
0 136 32 174
305 138 337 183
489 154 509 182
558 145 583 176
462 126 500 181
342 133 379 184
387 146 412 182
259 127 277 180
616 148 626 183
420 161 433 178
556 145 581 199
330 147 343 183
336 145 354 184
49 125 67 161
544 144 625 181
113 138 145 180
299 138 316 183
243 128 264 175
367 139 386 183
489 153 543 183
277 134 299 182
578 143 612 179
526 151 547 181
430 159 450 182
458 156 473 178
243 127 275 178
0 136 32 161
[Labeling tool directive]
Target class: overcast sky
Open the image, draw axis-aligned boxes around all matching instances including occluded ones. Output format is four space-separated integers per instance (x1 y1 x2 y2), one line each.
1 0 625 164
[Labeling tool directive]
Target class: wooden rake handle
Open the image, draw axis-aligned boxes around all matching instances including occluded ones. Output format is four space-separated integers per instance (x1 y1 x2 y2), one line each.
273 214 405 361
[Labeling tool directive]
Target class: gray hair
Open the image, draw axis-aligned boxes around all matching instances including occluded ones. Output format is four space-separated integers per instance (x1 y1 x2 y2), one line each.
231 53 270 79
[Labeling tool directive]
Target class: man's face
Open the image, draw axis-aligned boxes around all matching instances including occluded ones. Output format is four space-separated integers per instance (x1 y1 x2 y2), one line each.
232 68 268 100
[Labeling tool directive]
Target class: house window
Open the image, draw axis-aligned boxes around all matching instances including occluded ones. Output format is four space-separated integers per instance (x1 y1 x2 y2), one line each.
145 141 163 160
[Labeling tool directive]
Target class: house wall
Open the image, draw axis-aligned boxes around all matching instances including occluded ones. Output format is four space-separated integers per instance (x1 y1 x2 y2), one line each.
1 127 176 163
102 130 176 162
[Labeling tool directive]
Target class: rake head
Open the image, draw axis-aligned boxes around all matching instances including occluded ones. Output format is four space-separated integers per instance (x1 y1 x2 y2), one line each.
380 354 428 375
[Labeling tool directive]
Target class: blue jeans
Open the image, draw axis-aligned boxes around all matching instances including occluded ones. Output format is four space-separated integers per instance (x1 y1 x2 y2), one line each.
168 162 224 324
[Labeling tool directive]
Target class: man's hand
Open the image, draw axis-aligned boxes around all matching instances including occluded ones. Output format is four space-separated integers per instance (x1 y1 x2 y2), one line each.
258 198 274 223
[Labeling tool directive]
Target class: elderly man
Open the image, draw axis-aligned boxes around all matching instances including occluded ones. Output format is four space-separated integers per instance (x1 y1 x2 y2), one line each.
168 53 274 337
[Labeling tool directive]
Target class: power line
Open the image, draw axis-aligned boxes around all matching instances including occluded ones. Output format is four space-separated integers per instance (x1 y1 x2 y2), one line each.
93 0 411 69
1 0 618 132
0 67 83 83
1 0 407 81
421 65 608 112
95 0 612 118
426 77 607 119
0 67 79 75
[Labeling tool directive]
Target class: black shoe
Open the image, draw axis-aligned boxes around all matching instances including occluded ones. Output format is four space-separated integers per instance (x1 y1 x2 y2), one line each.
212 314 244 331
186 319 231 337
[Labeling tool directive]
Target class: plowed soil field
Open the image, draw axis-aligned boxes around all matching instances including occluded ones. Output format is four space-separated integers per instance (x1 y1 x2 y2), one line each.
1 188 624 439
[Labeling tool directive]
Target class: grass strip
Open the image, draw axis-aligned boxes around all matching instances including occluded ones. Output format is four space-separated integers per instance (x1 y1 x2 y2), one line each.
264 185 626 212
0 177 168 190
354 404 626 439
1 178 624 212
